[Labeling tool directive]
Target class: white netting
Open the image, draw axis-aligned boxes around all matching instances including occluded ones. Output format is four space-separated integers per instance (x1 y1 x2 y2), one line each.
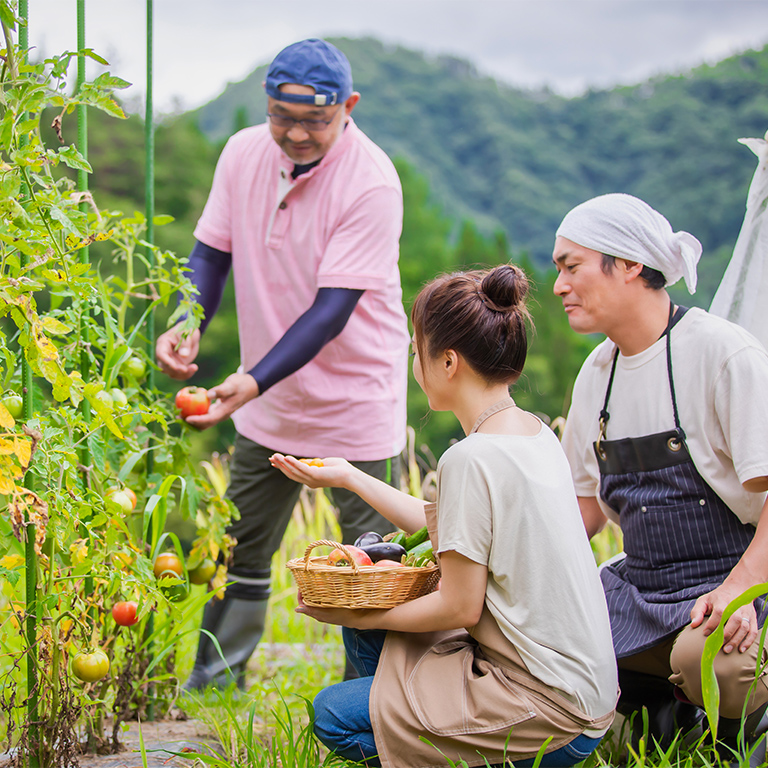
709 131 768 349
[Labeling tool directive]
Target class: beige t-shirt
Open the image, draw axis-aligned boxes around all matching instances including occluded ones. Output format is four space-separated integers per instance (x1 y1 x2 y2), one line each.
561 308 768 526
436 421 617 719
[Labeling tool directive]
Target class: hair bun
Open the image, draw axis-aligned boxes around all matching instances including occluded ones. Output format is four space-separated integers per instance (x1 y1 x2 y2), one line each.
480 264 529 312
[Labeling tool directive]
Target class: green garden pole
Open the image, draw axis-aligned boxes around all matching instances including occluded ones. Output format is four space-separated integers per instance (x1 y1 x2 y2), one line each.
144 0 157 721
75 0 96 639
17 3 41 765
76 0 91 417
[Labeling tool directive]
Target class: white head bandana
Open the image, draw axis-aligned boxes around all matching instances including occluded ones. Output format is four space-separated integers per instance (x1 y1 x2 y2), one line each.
555 193 702 293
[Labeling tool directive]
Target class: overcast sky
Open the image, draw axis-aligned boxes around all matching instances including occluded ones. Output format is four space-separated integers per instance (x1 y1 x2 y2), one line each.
25 0 768 113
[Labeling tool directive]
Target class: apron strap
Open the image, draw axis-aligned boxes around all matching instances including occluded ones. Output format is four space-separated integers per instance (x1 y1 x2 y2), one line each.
469 396 517 435
597 303 689 448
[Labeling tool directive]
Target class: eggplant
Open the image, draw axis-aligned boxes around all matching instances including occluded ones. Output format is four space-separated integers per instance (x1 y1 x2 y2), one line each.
354 531 384 549
360 541 407 563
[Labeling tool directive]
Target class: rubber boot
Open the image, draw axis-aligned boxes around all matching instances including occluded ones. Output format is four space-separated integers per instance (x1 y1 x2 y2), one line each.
617 669 705 751
716 703 768 767
183 595 269 691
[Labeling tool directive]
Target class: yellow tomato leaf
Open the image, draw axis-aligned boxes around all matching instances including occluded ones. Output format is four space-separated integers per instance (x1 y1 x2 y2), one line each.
0 403 14 429
0 554 24 569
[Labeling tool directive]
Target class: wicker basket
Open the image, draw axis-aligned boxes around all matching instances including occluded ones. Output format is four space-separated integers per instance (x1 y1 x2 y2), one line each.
286 539 440 609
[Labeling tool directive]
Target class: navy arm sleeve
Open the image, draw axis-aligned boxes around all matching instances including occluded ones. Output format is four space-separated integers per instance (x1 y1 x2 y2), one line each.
186 240 232 334
248 288 363 395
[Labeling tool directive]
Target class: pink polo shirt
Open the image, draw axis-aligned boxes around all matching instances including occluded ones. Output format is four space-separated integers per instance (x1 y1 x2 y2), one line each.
194 117 409 461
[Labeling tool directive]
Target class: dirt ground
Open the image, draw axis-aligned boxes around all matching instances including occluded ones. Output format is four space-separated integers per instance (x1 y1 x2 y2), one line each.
0 719 213 768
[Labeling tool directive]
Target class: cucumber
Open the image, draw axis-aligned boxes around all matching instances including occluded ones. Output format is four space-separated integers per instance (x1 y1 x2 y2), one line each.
405 525 430 551
389 532 407 548
404 540 435 567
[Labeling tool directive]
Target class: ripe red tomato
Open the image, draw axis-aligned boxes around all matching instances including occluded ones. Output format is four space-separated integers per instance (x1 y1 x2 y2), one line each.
112 601 139 626
374 559 405 568
189 558 217 585
327 545 373 567
153 552 184 579
71 649 110 682
175 386 210 419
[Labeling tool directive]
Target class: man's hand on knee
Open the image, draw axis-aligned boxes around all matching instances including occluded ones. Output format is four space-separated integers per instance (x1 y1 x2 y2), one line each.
690 585 758 654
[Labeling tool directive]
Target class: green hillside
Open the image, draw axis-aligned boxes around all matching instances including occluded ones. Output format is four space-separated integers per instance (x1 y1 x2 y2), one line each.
193 37 768 297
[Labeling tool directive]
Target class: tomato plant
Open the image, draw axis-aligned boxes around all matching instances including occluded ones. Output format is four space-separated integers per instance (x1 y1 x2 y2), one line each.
71 649 110 683
175 386 210 419
112 601 139 626
0 14 237 763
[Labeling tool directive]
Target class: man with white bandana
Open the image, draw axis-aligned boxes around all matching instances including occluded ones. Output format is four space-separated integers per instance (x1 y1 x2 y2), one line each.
553 194 768 756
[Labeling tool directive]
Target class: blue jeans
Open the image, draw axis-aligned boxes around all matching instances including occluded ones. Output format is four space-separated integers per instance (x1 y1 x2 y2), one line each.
312 628 604 767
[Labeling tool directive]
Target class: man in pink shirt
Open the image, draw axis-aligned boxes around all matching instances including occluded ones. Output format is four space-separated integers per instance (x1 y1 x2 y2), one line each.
156 39 409 690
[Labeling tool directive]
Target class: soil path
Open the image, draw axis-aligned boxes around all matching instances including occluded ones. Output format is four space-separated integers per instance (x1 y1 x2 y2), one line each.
0 720 213 768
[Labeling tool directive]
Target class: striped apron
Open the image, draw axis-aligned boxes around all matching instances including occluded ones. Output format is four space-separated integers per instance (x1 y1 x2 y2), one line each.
594 305 765 658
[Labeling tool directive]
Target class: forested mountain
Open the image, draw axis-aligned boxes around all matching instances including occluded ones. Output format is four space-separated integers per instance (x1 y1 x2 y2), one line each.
75 37 768 458
193 37 768 296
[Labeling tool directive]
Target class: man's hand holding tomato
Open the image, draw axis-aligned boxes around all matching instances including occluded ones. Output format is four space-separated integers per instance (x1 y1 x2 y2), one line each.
156 325 201 380
183 373 260 430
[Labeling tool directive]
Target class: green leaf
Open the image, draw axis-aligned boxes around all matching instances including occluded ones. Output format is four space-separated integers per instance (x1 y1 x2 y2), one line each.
0 1 17 30
87 433 106 473
57 145 93 173
80 48 109 66
700 582 768 741
92 72 132 91
152 214 175 226
47 204 80 235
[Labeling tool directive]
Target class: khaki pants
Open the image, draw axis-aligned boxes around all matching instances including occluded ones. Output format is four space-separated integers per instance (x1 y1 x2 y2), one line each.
619 624 768 719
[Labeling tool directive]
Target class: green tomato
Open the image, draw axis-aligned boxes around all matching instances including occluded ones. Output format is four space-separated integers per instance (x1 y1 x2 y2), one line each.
159 576 189 603
122 356 146 380
93 389 114 411
189 558 217 585
2 394 23 420
108 388 128 409
71 649 110 682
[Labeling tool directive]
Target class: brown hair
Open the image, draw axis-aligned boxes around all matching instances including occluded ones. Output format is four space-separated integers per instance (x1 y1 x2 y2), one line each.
410 264 531 385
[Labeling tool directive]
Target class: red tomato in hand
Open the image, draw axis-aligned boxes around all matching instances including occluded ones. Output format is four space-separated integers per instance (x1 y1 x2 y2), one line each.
112 601 139 626
175 386 210 419
71 649 110 682
327 545 373 567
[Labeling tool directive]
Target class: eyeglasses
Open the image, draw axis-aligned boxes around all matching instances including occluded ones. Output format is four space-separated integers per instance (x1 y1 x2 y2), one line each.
266 107 342 133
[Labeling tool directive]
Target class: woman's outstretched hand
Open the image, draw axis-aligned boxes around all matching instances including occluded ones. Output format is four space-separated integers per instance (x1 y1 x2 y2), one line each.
269 453 351 489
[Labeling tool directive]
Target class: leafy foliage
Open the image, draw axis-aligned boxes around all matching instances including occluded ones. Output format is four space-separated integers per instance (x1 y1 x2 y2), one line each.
0 12 237 764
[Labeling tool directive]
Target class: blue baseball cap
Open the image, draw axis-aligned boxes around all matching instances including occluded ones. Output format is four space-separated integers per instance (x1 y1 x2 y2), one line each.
265 39 353 106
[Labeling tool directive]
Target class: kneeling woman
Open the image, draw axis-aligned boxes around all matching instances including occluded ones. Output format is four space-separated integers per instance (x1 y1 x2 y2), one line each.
270 265 618 768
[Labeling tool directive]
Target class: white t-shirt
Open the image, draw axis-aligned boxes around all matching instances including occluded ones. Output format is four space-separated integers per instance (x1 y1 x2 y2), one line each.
561 308 768 526
436 421 618 719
